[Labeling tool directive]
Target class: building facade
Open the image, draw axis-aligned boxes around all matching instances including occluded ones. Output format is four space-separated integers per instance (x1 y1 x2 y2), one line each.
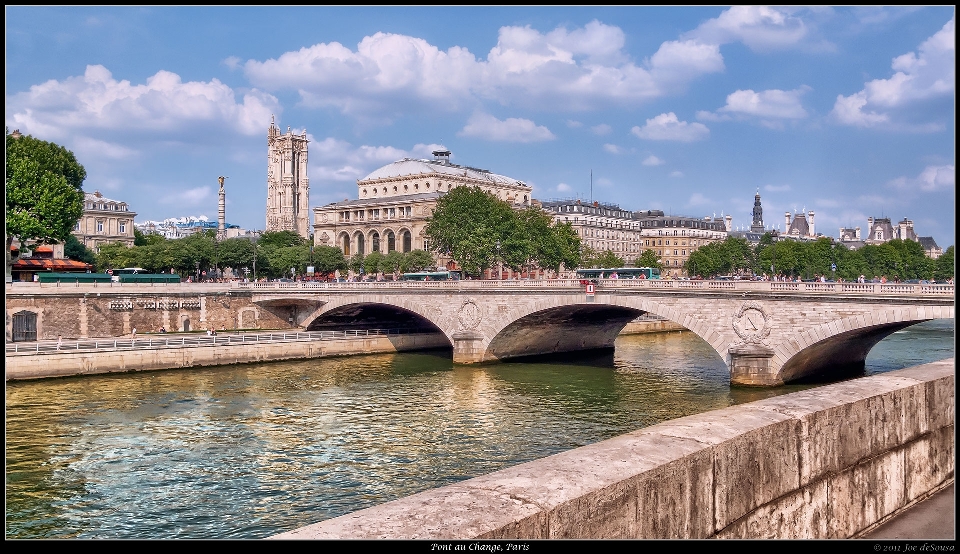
72 190 137 252
313 150 533 262
840 217 942 258
784 210 817 240
266 117 310 238
542 200 729 277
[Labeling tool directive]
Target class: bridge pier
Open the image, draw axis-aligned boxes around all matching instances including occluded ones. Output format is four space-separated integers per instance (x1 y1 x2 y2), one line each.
728 343 779 387
452 330 487 364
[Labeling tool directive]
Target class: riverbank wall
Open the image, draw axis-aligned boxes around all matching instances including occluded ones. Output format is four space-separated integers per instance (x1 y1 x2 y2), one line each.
620 319 685 334
272 358 955 539
5 333 450 381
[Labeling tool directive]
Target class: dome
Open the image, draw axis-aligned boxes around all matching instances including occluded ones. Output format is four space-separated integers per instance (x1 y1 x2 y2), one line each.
360 158 529 188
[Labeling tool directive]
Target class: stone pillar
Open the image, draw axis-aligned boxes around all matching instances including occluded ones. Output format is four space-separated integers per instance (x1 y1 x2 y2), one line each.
451 330 487 364
728 343 779 386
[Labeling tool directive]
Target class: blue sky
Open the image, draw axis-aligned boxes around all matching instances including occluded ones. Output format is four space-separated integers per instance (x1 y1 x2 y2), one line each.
6 6 955 247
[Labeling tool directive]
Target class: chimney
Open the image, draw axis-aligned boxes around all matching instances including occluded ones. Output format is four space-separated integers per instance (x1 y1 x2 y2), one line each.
724 214 732 232
808 211 815 237
855 226 860 240
785 212 791 231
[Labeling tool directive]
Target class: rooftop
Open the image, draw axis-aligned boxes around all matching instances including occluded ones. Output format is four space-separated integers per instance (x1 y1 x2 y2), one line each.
361 157 529 188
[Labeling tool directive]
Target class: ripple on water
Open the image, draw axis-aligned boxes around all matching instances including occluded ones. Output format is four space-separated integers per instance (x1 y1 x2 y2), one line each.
5 319 953 538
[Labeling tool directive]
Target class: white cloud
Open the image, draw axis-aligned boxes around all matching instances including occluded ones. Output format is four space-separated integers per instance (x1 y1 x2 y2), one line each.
71 136 139 160
223 56 242 70
631 112 709 142
603 143 622 154
888 164 955 192
566 120 583 128
310 137 411 182
5 64 279 142
642 155 665 166
241 21 725 117
458 112 556 142
688 193 711 206
683 6 809 51
592 123 612 135
557 183 573 192
669 171 684 178
717 87 810 119
764 184 792 192
832 18 954 128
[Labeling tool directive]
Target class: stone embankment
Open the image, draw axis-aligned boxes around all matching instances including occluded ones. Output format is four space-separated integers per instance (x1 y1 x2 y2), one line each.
272 358 955 539
5 332 450 381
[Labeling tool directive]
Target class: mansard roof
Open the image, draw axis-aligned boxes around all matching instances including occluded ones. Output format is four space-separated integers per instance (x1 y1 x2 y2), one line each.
360 158 529 188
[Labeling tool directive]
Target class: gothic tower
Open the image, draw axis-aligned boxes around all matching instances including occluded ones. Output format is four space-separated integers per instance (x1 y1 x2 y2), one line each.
750 190 765 233
266 116 310 238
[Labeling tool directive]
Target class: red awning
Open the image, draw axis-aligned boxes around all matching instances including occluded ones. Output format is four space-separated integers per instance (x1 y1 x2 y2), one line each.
12 258 93 271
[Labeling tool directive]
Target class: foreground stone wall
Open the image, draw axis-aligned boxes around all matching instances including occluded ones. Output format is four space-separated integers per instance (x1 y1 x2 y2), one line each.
5 333 450 381
272 359 955 539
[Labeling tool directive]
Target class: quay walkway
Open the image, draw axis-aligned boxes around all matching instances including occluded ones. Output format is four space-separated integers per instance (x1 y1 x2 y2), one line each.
5 328 432 356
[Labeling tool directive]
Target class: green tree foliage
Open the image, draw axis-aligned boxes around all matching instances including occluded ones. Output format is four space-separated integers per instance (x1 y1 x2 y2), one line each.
381 251 406 276
934 246 954 281
6 130 87 278
363 251 385 275
591 250 625 269
425 186 524 277
348 253 365 274
64 234 96 266
312 245 347 276
217 238 254 275
634 249 662 270
403 249 435 272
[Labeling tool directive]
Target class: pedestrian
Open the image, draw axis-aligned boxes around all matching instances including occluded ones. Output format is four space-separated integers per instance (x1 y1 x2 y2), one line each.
57 335 62 350
132 328 137 339
159 326 166 333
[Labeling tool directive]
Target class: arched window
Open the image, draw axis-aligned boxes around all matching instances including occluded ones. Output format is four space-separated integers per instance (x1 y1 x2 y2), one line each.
402 230 412 253
387 231 396 252
372 232 380 253
341 234 351 256
355 233 365 256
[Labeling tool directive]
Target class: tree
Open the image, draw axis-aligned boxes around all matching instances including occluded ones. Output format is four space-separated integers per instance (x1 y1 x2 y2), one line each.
64 234 96 266
381 251 406 276
634 249 662 270
425 186 524 277
592 250 625 269
349 253 365 274
312 245 347 276
403 249 435 272
6 130 86 281
934 246 954 281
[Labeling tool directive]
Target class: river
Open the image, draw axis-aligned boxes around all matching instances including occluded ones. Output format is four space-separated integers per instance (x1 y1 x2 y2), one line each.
5 319 954 539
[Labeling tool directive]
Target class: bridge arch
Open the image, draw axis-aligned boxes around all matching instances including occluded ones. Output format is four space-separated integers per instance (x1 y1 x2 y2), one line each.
304 296 451 347
481 295 728 364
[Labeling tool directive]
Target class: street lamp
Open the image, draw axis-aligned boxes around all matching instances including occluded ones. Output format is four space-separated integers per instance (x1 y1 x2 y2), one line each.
252 230 258 281
496 240 502 280
195 260 200 282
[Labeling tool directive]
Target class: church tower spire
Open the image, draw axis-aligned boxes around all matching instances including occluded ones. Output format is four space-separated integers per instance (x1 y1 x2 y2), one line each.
266 117 310 238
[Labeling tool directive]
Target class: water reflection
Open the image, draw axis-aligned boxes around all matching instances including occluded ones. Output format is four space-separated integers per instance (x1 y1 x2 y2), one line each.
5 319 953 539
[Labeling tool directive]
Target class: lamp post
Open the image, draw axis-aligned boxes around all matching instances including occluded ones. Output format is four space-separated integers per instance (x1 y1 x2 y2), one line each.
252 230 257 281
195 260 200 282
496 240 502 280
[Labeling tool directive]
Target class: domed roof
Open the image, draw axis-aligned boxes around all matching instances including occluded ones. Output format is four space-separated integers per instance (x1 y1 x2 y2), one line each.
360 157 529 188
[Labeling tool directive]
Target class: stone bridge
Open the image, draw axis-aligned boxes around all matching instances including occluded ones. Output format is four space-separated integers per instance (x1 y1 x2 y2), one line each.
241 279 955 386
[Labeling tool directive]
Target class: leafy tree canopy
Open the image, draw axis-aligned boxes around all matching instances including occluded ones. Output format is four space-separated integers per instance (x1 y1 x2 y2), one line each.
6 131 87 280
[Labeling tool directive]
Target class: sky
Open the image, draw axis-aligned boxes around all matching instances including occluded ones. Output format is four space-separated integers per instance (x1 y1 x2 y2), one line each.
5 6 956 248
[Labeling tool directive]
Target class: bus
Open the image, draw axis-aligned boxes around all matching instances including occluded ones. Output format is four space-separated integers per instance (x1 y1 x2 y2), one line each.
399 270 462 281
576 267 661 280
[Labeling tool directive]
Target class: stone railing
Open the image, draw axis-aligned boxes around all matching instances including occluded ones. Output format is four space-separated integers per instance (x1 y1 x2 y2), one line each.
271 359 955 540
7 279 954 297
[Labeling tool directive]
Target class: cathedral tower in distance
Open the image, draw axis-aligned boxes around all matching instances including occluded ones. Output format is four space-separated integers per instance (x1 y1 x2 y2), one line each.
266 116 310 238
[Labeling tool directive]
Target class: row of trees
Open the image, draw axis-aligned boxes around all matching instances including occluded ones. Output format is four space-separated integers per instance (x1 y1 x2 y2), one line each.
686 235 955 281
92 228 443 280
424 186 582 277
